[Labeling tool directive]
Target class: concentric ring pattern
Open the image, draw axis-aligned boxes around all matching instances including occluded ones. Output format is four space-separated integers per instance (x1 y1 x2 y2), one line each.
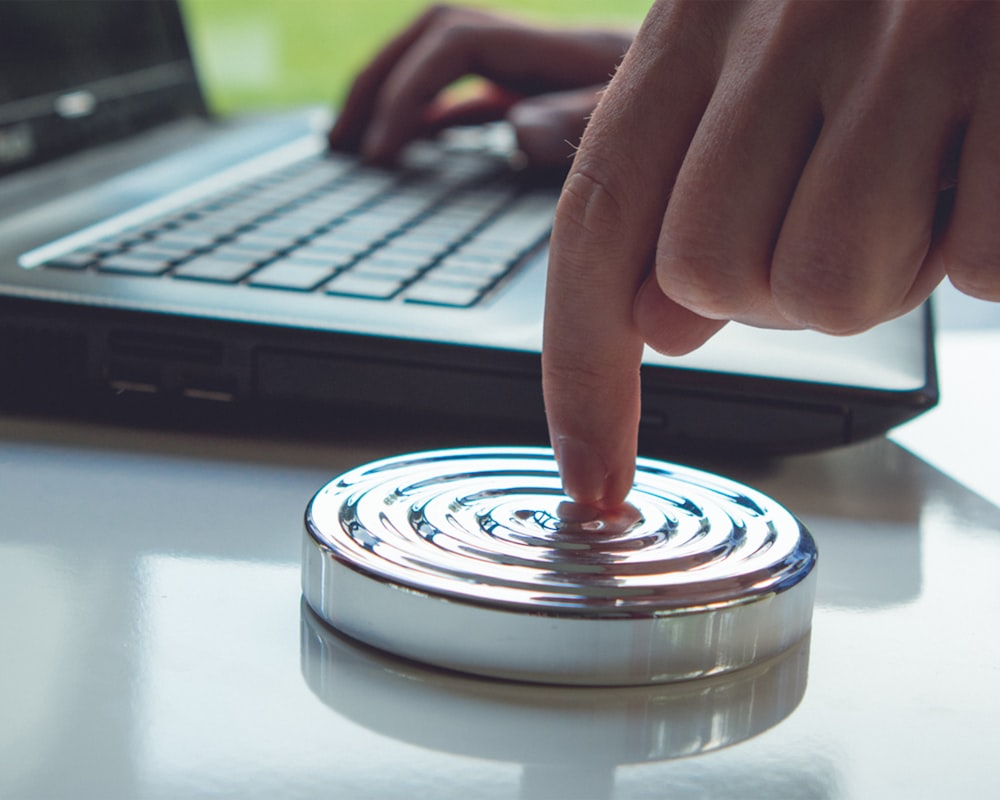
306 447 816 617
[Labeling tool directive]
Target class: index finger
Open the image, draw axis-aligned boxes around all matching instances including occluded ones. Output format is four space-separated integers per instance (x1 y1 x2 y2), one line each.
541 6 722 508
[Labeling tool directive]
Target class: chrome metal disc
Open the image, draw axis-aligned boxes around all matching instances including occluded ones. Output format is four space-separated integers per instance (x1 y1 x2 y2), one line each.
302 447 817 685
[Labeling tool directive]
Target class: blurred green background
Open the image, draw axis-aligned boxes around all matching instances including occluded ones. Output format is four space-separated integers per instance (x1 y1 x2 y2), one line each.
181 0 649 114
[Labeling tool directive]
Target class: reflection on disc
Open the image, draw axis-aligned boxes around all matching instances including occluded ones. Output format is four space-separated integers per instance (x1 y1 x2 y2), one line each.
302 447 817 685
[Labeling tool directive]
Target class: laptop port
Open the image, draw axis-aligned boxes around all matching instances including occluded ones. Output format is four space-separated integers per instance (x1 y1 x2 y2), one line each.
180 385 236 403
179 372 237 403
107 363 160 395
110 377 160 395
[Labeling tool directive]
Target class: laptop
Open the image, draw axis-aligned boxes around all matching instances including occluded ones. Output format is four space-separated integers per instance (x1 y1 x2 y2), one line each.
0 0 937 454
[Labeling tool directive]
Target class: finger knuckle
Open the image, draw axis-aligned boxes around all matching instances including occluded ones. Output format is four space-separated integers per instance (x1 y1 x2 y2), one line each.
654 249 759 320
424 3 457 23
423 3 492 40
947 249 1000 301
435 19 483 48
554 160 632 251
773 261 886 335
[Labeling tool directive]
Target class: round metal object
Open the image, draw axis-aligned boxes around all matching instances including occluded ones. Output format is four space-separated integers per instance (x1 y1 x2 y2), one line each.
302 447 817 686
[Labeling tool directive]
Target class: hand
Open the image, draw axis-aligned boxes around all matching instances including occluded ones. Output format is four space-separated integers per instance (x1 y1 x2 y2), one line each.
327 4 632 167
543 0 1000 508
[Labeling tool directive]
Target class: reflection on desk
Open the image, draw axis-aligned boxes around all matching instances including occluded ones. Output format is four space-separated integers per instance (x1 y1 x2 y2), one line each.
301 602 812 800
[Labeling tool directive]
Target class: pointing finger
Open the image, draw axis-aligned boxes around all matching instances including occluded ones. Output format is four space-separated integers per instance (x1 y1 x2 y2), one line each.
543 4 719 507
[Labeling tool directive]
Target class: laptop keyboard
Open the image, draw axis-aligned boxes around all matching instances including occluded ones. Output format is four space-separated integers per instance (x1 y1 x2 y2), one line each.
39 150 556 307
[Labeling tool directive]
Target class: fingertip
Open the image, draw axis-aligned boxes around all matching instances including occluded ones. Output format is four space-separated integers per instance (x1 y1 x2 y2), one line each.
360 122 397 164
326 119 357 153
552 434 634 508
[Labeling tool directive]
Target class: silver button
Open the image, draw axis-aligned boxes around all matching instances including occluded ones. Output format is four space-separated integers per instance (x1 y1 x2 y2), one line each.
302 447 817 685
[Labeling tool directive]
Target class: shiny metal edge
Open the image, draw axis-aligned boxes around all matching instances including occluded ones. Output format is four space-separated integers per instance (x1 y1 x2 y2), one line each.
302 529 817 686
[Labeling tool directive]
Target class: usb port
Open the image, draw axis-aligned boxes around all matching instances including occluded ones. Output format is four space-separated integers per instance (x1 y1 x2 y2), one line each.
180 385 236 403
179 371 237 402
107 363 160 395
109 378 160 394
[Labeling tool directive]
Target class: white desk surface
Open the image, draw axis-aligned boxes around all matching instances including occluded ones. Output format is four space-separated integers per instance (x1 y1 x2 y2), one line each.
2 284 998 800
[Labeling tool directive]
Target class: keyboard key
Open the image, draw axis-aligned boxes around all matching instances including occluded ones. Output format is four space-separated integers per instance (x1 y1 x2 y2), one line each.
98 252 176 275
400 215 481 243
125 240 196 258
45 249 98 270
169 216 250 236
414 271 485 290
448 242 517 263
365 251 428 272
278 200 342 225
173 255 259 283
378 237 445 259
301 230 368 251
248 259 338 291
225 231 297 252
208 242 283 261
326 272 405 300
402 281 483 307
91 232 143 252
148 229 223 250
251 217 324 239
323 223 390 249
283 243 359 268
343 267 410 290
432 254 510 281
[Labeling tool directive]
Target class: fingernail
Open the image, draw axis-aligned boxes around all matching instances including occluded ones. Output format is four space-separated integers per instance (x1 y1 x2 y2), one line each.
553 435 611 507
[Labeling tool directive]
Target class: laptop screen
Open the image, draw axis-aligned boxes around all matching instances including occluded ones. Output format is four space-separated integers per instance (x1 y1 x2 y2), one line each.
0 0 205 177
